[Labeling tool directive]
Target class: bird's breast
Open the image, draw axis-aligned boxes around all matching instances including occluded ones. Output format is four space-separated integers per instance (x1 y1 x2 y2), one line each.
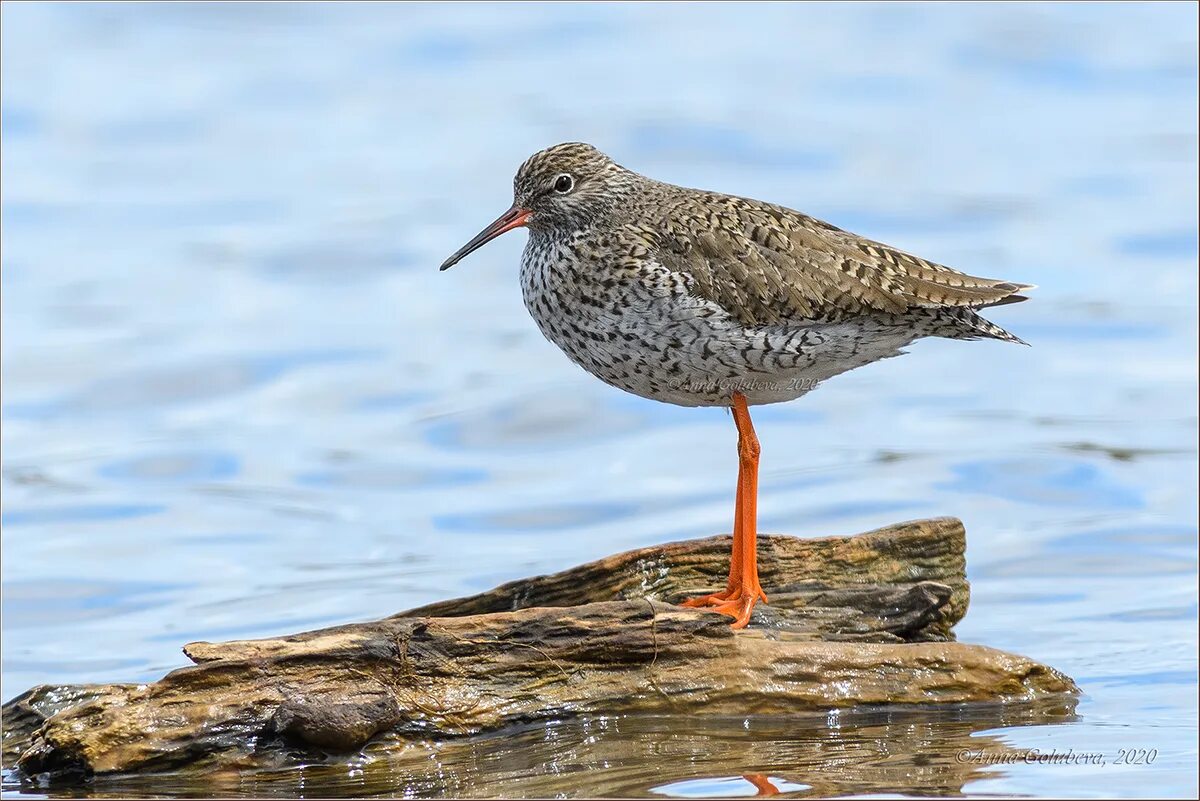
516 234 923 407
518 236 648 362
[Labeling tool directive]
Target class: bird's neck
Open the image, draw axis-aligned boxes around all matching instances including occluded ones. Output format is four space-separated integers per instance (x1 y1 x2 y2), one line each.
525 224 588 260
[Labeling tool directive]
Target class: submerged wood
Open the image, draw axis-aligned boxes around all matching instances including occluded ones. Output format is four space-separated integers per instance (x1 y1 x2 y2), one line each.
4 517 1077 781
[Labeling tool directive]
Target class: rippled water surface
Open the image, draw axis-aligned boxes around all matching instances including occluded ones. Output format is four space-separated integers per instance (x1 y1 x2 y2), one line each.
2 3 1197 798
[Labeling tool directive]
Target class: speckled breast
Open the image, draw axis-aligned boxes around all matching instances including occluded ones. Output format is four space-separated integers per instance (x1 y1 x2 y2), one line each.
518 233 923 408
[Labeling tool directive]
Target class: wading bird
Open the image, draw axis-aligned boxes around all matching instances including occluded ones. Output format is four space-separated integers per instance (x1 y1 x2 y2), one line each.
441 143 1031 628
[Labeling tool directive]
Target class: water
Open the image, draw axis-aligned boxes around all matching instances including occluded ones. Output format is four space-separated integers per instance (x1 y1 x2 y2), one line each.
1 2 1196 798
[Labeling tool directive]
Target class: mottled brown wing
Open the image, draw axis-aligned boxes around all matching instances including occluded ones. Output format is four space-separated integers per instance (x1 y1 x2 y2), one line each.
652 192 1033 326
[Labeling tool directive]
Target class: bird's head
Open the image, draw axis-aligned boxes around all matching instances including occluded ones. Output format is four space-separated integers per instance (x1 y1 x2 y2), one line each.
440 142 629 271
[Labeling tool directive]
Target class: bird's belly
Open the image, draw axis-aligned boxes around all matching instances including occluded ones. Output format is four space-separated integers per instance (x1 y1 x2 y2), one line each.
521 272 919 408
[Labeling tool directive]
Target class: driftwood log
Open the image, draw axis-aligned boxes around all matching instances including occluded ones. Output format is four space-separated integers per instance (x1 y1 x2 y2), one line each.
4 517 1077 787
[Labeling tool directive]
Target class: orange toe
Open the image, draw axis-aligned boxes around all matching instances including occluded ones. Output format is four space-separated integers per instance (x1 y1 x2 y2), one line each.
680 587 739 608
705 589 761 629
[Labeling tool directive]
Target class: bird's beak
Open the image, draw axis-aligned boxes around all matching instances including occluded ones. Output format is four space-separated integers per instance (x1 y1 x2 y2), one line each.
439 205 533 271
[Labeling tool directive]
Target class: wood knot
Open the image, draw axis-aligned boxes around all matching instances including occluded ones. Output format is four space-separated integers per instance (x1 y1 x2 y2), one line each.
270 695 402 752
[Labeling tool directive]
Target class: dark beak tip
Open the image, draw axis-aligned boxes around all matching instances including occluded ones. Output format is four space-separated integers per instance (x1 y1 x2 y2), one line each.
439 205 530 274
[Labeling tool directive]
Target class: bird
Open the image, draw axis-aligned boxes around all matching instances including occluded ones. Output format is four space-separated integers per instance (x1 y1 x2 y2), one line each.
440 142 1032 629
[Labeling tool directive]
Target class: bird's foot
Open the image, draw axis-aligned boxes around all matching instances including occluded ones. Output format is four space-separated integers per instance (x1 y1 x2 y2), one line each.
679 588 737 608
680 584 768 629
708 587 767 629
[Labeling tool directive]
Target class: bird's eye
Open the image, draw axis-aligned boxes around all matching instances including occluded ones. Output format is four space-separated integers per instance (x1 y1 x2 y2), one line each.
553 174 574 194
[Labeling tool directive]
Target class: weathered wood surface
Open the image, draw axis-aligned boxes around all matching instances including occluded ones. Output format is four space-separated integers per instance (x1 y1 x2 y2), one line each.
3 517 1077 782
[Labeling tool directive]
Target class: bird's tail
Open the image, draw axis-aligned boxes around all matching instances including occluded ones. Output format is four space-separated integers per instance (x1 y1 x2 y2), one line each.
940 305 1029 345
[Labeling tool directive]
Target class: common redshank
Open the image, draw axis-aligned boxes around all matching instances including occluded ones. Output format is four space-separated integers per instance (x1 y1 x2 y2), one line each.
440 142 1031 628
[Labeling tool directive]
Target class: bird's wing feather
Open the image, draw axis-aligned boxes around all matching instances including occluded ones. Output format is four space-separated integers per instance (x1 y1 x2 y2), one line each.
650 191 1033 326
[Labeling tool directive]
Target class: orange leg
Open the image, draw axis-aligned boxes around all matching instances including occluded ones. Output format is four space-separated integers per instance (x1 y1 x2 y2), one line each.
743 774 781 796
680 393 768 628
